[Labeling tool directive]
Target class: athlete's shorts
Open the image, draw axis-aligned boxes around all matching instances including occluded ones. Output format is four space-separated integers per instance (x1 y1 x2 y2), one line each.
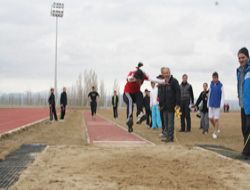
208 107 220 119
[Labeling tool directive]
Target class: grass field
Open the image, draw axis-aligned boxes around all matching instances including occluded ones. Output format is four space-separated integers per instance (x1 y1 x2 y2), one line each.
1 108 249 190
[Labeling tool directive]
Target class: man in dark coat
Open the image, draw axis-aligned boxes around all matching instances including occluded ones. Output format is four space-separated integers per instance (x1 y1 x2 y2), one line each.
112 90 119 119
60 87 67 121
48 88 58 121
158 67 181 143
179 74 194 132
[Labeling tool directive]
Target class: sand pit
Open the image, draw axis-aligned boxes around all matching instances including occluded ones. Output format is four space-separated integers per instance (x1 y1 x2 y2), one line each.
1 109 250 189
10 145 250 190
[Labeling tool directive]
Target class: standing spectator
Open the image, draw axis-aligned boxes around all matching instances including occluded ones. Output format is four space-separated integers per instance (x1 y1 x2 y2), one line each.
195 83 209 134
48 88 58 122
150 82 162 129
223 104 228 113
112 90 119 119
208 72 224 139
237 47 250 156
60 87 67 121
143 89 151 128
179 74 194 132
157 73 165 137
88 86 99 120
158 67 181 143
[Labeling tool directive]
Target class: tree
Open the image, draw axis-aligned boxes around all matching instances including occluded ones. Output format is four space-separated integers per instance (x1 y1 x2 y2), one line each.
99 80 106 107
83 69 98 106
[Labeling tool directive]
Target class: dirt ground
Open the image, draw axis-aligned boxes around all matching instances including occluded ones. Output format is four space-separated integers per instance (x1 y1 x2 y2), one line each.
0 109 86 160
98 109 244 152
1 109 250 190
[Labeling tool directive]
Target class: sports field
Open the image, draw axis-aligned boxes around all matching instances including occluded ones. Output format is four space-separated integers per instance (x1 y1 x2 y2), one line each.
1 108 250 190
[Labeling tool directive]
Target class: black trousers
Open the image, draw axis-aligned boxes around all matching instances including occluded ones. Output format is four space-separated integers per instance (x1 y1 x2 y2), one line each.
90 101 97 116
160 109 165 133
50 105 58 121
113 106 118 118
241 108 250 144
145 109 152 127
180 100 191 131
123 92 144 119
60 105 66 120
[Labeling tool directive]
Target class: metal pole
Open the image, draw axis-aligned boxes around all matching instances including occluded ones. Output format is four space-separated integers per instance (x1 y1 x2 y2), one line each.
55 16 58 101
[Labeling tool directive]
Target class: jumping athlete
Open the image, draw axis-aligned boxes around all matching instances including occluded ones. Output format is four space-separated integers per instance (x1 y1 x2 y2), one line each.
123 63 148 132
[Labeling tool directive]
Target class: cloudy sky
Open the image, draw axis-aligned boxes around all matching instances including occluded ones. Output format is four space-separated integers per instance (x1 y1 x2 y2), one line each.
0 0 250 99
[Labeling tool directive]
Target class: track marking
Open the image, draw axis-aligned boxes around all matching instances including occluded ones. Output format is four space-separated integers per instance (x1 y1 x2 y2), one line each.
83 111 91 145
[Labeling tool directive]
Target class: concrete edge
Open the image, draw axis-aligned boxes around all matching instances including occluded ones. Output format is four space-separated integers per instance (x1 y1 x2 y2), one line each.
194 146 250 168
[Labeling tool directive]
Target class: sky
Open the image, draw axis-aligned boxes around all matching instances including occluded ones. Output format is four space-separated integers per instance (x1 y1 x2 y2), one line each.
0 0 250 100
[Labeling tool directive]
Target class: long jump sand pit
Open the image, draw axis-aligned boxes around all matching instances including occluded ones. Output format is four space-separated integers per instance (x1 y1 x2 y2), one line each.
10 144 250 190
2 110 250 189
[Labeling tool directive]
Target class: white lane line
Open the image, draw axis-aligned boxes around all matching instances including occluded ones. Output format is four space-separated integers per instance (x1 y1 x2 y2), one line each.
83 111 91 145
93 141 148 144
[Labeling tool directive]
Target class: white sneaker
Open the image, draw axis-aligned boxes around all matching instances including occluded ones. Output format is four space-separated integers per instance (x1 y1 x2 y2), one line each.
212 132 217 139
137 112 144 122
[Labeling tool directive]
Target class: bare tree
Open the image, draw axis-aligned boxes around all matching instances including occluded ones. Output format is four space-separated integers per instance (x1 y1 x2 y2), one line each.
83 69 98 106
99 80 106 107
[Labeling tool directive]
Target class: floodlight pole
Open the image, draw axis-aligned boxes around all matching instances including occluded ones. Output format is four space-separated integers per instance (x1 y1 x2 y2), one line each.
55 16 58 101
51 2 64 102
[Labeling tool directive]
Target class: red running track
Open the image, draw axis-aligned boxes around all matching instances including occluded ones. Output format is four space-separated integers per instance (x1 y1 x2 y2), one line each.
0 108 49 135
84 112 151 145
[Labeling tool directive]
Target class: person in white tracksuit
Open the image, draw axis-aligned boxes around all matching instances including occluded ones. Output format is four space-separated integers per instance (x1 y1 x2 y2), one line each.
150 82 162 129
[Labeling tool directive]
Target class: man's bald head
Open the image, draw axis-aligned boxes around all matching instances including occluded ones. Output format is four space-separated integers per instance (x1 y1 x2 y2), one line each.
161 67 171 78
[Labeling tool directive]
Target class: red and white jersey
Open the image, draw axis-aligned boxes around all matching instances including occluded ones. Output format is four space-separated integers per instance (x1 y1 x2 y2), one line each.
124 70 149 94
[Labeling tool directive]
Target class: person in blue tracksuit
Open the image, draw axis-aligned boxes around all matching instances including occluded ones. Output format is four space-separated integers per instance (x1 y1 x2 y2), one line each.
208 72 224 139
237 47 250 156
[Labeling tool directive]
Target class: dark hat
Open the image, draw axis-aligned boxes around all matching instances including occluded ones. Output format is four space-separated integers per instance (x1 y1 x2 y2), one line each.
238 47 249 58
145 89 150 92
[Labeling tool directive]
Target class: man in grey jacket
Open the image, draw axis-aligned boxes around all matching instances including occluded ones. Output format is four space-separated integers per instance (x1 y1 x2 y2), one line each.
179 74 194 132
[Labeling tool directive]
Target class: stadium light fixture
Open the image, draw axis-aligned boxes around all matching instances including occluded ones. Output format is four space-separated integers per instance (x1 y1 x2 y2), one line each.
50 2 64 101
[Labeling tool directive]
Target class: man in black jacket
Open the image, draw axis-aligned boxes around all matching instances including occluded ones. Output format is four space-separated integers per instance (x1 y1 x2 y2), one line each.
195 83 209 134
48 88 58 121
158 67 181 142
143 89 151 128
60 87 67 121
112 90 119 119
180 74 194 132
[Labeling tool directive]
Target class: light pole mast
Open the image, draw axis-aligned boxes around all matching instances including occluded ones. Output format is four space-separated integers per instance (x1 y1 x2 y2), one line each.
51 2 64 101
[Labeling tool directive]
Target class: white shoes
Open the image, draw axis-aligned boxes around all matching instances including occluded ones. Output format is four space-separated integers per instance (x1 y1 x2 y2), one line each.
212 129 220 139
212 132 217 139
137 112 144 122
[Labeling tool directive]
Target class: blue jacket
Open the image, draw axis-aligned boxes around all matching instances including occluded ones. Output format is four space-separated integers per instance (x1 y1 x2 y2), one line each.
237 59 250 115
209 81 223 108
